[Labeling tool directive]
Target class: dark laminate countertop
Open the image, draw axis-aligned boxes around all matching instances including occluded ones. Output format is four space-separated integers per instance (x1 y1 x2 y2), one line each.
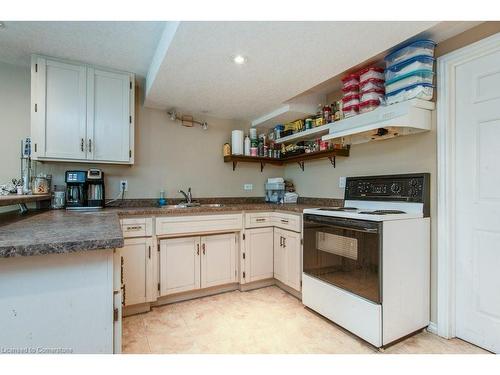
0 201 341 258
0 209 124 258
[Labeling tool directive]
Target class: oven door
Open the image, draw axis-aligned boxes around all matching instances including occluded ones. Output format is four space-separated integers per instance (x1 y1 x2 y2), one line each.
303 214 382 304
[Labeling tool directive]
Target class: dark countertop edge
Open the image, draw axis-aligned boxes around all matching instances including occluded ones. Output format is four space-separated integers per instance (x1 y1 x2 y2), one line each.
0 237 124 258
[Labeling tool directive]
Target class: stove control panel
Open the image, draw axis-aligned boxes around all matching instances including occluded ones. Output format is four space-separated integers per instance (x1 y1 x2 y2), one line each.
345 173 429 204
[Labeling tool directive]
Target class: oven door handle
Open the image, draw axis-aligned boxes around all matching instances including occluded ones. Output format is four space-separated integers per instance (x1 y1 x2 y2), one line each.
304 220 379 234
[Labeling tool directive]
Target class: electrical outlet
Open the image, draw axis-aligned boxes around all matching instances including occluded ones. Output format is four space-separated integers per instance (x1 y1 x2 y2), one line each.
120 180 128 192
243 184 253 191
339 176 346 189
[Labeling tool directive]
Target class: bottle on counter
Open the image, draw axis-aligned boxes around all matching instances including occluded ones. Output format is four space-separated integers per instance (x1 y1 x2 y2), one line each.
158 190 167 207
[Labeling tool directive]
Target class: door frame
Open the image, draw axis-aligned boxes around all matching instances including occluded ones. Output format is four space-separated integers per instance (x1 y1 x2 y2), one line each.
436 31 500 339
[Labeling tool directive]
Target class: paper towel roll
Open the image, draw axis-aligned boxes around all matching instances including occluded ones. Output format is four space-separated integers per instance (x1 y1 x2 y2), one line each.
231 130 244 155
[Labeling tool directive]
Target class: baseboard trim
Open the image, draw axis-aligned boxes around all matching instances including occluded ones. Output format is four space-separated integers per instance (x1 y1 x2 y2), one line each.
123 302 151 317
239 278 275 292
154 283 240 306
275 279 302 300
427 321 438 334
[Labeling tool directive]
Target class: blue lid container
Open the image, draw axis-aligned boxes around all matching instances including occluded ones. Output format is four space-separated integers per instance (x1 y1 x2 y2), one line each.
385 39 436 68
385 55 435 81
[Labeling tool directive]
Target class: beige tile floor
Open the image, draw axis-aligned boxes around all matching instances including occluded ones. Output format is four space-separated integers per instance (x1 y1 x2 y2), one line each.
122 286 489 354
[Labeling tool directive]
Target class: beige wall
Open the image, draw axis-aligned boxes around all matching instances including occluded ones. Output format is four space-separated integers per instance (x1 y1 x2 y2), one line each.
0 61 281 202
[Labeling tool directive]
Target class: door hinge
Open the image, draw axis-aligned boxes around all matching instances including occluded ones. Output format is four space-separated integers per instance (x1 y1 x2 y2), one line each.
242 271 246 279
301 238 303 245
242 233 245 240
129 149 132 158
34 103 37 112
130 81 132 90
35 63 38 73
129 115 132 124
158 243 160 252
300 280 303 287
34 143 37 153
157 282 160 292
242 252 246 260
113 308 119 322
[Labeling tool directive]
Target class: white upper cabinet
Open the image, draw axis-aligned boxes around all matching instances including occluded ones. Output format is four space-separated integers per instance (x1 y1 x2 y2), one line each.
31 55 135 164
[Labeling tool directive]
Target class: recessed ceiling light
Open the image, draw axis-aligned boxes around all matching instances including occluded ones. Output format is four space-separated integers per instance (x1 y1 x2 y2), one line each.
232 55 247 65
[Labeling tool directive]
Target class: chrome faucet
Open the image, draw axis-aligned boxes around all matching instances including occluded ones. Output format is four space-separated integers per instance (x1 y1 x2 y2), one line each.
178 187 193 204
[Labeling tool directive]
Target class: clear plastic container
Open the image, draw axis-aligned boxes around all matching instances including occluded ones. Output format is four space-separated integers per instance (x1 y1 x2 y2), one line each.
360 88 385 104
342 73 360 89
385 55 435 82
359 100 381 114
342 94 360 108
358 67 384 83
342 85 359 97
360 78 385 92
385 70 434 94
385 39 436 68
385 82 434 105
343 104 359 118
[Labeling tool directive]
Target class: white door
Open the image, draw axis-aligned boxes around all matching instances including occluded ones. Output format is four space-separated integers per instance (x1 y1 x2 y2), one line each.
273 228 286 283
160 237 201 296
201 233 237 288
121 238 149 306
245 227 274 282
455 44 500 353
35 57 87 159
87 67 131 162
283 229 301 291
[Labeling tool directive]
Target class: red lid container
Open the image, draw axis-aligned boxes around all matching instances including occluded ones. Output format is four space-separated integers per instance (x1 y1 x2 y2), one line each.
341 73 360 89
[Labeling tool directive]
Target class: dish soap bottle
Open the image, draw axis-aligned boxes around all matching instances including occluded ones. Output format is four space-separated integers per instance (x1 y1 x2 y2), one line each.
158 190 167 207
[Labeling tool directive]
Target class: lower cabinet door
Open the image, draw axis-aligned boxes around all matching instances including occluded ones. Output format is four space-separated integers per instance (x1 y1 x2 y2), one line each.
246 227 274 282
160 236 201 296
121 237 149 306
201 233 237 288
283 230 301 292
273 228 286 284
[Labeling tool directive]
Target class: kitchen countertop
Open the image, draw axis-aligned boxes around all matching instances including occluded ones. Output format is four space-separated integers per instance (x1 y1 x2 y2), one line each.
0 202 338 258
0 193 51 207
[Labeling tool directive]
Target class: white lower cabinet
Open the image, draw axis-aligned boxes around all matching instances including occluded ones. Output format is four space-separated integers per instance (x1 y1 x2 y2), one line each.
274 228 301 291
159 233 237 296
121 237 154 306
201 233 237 288
245 227 274 282
160 236 201 296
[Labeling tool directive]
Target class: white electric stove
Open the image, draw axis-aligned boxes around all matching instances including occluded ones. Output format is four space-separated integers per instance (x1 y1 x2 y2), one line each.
301 173 431 348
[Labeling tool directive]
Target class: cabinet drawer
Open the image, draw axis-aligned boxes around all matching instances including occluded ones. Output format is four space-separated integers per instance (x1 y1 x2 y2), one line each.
156 214 243 236
120 218 153 238
245 212 272 228
272 212 301 232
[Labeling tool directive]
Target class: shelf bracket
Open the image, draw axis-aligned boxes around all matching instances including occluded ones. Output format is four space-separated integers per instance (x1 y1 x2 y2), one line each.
232 161 237 171
297 161 305 171
260 161 265 172
328 156 336 168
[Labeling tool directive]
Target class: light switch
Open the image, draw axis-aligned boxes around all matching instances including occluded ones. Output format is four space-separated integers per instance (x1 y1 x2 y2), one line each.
244 184 253 191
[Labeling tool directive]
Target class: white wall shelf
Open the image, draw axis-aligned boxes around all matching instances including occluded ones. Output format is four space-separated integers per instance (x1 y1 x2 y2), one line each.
274 123 331 144
251 103 317 129
322 99 435 145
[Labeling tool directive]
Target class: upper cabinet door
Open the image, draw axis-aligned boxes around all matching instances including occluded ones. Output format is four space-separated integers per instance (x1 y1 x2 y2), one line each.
33 57 87 159
87 68 132 162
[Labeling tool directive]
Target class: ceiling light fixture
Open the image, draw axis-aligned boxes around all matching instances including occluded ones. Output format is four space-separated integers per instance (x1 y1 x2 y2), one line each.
233 55 247 65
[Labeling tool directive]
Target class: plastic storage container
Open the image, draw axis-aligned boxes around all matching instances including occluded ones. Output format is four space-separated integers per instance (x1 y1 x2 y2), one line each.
343 104 359 118
342 94 360 108
385 39 436 68
360 88 385 104
342 73 360 90
385 82 434 105
359 100 380 114
385 55 435 82
385 70 434 94
342 85 359 97
360 78 385 92
359 67 384 83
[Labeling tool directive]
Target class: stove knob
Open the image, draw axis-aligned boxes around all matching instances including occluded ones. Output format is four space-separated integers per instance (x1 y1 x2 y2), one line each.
408 187 418 197
391 183 401 194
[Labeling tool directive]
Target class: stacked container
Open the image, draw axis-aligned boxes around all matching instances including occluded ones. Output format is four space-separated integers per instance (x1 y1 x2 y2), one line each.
384 40 436 105
358 66 385 114
341 73 360 118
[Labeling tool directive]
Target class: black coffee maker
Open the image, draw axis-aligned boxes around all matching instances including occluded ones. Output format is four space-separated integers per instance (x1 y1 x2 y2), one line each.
65 169 105 210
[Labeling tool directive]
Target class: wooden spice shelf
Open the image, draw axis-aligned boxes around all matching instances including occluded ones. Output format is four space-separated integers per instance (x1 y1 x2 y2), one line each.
0 194 51 207
224 147 350 172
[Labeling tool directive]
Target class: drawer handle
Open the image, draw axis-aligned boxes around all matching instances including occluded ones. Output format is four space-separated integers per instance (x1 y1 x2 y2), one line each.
280 219 289 224
197 244 200 256
126 225 143 231
256 218 266 222
280 236 283 247
202 243 206 255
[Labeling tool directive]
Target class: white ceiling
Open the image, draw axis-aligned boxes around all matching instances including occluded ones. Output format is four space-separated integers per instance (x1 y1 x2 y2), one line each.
145 21 444 121
0 21 165 76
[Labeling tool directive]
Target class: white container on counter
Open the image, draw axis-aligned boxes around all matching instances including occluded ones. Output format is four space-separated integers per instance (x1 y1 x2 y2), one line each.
231 130 244 155
244 136 251 156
